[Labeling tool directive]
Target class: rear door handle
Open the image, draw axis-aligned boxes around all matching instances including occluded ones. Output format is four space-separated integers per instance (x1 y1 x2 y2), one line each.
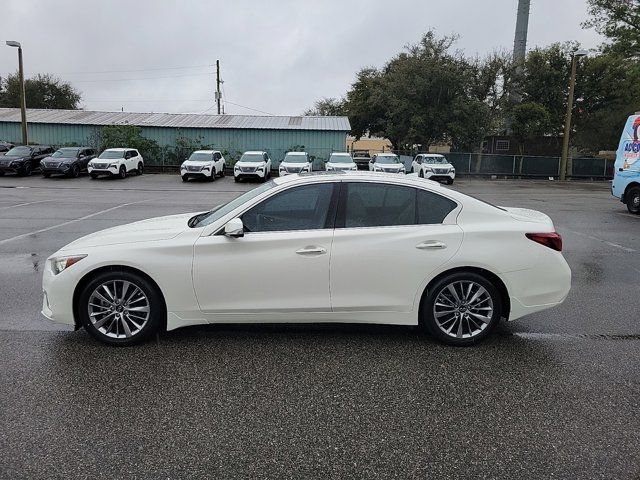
296 246 327 255
416 240 447 250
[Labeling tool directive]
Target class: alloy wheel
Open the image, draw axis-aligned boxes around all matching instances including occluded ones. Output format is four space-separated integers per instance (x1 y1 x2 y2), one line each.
87 280 150 339
433 280 494 339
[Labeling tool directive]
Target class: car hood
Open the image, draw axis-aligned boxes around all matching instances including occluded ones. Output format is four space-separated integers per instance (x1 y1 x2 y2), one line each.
327 162 356 168
376 163 404 169
280 162 309 168
236 161 265 167
59 212 197 251
43 156 75 164
424 163 454 169
183 160 213 167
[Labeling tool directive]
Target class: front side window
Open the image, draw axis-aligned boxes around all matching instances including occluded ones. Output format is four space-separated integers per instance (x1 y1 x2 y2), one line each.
340 182 457 228
242 183 335 233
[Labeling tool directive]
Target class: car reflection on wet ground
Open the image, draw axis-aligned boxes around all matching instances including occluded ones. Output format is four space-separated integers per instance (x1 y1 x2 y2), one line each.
0 175 638 479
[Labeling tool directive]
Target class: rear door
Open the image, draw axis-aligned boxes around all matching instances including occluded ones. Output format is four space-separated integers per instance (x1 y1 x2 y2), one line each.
330 181 462 313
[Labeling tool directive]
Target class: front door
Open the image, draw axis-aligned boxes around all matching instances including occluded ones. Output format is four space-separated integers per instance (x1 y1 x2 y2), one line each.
192 182 338 318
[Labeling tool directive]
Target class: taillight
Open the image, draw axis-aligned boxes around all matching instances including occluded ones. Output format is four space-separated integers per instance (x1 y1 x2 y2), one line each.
526 232 562 252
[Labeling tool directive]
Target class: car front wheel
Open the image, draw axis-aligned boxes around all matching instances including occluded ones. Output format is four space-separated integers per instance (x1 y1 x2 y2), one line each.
422 272 502 346
626 186 640 214
119 165 127 179
78 271 164 346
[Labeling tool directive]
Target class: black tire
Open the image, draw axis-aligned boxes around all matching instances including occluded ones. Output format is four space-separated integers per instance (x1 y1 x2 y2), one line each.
78 270 164 346
410 167 414 173
119 165 127 179
234 176 240 182
220 167 225 177
446 178 454 185
22 163 32 177
137 162 143 175
181 175 189 182
419 169 424 178
209 168 216 181
421 271 502 346
0 171 4 176
90 173 99 179
70 165 80 178
43 173 51 178
626 186 640 214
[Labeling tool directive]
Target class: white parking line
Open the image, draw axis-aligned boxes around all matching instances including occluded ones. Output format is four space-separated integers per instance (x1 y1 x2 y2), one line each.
0 199 153 246
0 200 50 210
567 229 636 253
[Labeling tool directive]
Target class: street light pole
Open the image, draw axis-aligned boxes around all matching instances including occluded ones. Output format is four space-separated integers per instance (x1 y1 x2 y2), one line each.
559 50 587 181
6 41 28 145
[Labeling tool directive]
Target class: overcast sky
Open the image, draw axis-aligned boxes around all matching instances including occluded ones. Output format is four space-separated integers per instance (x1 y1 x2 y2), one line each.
1 0 603 116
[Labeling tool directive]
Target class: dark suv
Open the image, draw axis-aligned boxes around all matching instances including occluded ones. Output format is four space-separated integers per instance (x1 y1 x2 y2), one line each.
0 145 54 176
41 147 96 178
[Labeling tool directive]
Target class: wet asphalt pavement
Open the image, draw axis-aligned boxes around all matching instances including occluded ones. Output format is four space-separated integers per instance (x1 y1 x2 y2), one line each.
0 174 638 479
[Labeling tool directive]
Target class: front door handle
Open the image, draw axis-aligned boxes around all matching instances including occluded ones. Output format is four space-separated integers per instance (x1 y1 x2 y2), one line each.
296 246 327 255
416 240 447 250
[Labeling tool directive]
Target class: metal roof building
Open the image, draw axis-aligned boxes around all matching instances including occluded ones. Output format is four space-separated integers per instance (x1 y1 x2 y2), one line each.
0 108 351 166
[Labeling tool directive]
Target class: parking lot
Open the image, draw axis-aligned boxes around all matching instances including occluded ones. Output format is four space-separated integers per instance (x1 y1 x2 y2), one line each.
1 174 639 479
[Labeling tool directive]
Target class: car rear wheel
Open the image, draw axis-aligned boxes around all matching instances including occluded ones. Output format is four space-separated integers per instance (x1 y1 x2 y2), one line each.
220 167 225 177
626 186 640 214
422 272 502 346
137 162 144 175
78 271 163 346
119 165 127 179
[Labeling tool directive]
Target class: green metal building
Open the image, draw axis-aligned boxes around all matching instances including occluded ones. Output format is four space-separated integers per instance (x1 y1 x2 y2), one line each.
0 108 350 167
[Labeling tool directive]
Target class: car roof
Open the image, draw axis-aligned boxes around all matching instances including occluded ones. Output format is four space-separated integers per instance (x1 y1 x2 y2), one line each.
419 153 445 157
375 153 398 156
103 147 136 151
243 150 266 154
57 146 90 150
285 151 308 155
329 152 352 156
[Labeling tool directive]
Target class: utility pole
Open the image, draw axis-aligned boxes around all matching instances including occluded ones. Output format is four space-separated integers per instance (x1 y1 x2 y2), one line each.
559 50 588 181
216 60 221 115
6 41 28 145
511 0 531 103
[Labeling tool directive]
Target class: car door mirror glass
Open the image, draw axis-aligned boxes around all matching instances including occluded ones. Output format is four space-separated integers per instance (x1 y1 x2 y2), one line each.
224 218 244 238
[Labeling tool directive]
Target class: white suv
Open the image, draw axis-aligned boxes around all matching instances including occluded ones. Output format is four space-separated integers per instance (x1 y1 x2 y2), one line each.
369 153 405 174
180 150 226 182
412 154 455 184
234 151 272 182
325 152 357 171
279 152 312 176
88 148 143 179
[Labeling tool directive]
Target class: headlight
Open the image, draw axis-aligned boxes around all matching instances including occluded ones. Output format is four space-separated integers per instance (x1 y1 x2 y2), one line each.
327 166 334 170
351 166 357 170
108 163 118 168
50 255 87 275
202 166 210 171
234 165 240 170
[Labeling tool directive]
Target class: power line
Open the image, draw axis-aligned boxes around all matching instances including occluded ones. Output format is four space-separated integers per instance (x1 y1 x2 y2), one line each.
224 100 273 116
37 64 215 75
64 72 213 83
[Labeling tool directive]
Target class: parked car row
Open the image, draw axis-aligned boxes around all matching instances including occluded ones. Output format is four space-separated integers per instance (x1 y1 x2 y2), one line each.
0 145 144 179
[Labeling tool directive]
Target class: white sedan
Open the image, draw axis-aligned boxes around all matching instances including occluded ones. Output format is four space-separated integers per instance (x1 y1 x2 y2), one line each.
42 172 571 347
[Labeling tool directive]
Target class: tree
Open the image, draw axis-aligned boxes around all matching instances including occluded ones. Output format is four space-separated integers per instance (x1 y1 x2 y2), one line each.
0 73 81 109
583 0 640 56
303 98 347 116
510 102 551 153
94 125 159 160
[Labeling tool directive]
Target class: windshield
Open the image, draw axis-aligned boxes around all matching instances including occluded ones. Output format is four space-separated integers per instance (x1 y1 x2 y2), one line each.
423 156 447 164
191 180 277 228
283 153 307 163
376 155 400 164
240 153 265 163
328 154 353 164
52 148 79 159
98 150 125 159
6 146 32 156
187 152 213 162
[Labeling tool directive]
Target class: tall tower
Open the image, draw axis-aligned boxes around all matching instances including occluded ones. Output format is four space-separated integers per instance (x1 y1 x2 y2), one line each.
513 0 531 74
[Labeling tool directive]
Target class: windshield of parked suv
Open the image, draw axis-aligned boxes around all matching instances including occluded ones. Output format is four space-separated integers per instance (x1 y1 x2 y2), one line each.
283 153 307 163
98 150 125 159
423 156 447 164
240 153 265 162
328 154 353 164
190 180 277 228
376 155 400 164
52 148 79 158
187 152 213 162
6 146 32 156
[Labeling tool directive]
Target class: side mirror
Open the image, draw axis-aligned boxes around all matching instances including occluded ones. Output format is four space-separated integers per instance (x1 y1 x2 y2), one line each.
224 218 244 238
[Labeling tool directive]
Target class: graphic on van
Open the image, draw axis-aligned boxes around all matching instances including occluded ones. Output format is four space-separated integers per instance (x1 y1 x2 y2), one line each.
617 114 640 169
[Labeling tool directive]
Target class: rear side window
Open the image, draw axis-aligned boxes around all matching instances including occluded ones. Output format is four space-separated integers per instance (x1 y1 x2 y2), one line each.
128 150 138 158
339 182 457 228
417 189 457 224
